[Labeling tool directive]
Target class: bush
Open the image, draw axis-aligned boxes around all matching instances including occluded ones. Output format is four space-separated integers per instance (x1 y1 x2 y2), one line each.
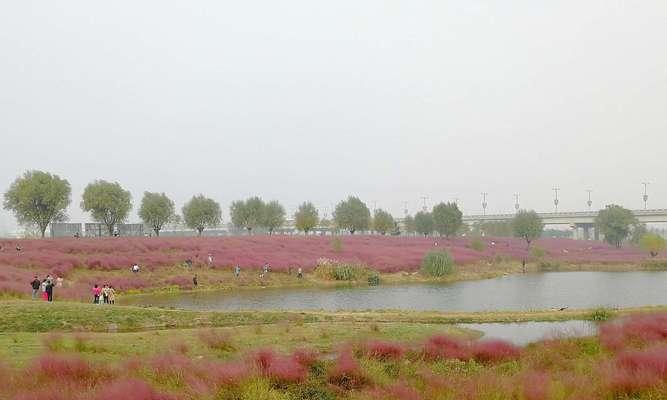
590 308 614 322
530 246 546 258
367 272 380 286
420 251 455 277
198 329 235 351
641 260 667 271
469 237 486 252
538 260 561 272
314 258 366 281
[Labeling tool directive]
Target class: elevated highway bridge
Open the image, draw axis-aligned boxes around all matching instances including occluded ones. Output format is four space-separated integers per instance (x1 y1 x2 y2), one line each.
462 209 667 240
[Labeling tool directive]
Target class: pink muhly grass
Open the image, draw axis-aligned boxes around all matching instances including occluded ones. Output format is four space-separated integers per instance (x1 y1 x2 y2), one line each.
521 371 551 400
422 335 471 361
374 382 422 400
599 313 667 351
364 340 406 361
150 353 192 379
250 348 307 383
290 347 319 367
471 339 521 363
328 348 368 390
98 378 175 400
604 345 667 394
30 354 107 382
204 360 252 386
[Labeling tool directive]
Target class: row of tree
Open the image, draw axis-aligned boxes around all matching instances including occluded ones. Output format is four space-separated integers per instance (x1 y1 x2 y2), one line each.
3 171 663 252
2 171 405 237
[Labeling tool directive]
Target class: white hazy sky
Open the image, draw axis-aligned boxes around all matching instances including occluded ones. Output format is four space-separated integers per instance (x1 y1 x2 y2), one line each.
1 1 666 232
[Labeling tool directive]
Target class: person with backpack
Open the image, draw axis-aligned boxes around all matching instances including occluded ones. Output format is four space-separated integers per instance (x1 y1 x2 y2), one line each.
30 276 41 299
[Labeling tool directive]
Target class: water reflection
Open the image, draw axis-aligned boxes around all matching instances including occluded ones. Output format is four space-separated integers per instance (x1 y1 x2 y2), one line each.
460 320 598 346
123 271 667 312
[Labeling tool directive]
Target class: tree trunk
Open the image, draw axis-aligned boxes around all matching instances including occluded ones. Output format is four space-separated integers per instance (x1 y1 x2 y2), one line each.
197 228 203 237
154 228 160 237
107 224 115 236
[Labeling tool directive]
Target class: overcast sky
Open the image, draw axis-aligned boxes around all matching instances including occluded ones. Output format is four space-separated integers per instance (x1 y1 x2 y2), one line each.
1 1 666 232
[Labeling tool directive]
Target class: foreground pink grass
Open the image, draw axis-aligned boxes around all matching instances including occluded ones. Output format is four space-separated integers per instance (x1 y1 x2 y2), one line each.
2 314 667 399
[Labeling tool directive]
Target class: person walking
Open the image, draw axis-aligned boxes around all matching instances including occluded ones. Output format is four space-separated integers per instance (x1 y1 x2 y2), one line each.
297 267 303 279
235 265 240 278
92 284 101 304
41 279 48 301
108 286 116 305
30 276 40 299
192 274 198 287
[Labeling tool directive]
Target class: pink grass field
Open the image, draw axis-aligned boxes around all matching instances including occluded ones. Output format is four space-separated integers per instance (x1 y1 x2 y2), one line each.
1 313 666 399
0 235 658 299
0 235 653 275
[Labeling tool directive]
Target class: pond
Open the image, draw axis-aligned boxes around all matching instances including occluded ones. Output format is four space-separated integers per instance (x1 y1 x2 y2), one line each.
460 320 598 345
123 271 667 312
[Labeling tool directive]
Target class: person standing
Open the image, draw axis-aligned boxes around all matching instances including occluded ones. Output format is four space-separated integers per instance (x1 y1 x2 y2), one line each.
30 276 40 299
192 274 198 287
102 285 109 304
108 286 116 305
235 265 240 278
297 267 303 279
41 279 48 301
45 279 54 302
92 284 101 304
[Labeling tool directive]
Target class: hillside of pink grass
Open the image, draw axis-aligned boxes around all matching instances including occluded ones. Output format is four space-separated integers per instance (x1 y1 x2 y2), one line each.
0 235 653 276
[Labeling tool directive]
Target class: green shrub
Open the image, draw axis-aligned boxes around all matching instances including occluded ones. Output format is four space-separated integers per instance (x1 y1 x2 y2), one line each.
469 237 486 252
538 260 561 271
367 272 380 286
590 308 614 321
530 246 546 258
420 251 455 277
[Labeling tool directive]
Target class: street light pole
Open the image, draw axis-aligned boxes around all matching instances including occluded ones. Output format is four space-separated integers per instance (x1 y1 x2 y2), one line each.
420 196 428 212
481 192 488 216
552 187 560 213
586 190 593 210
514 193 520 212
403 201 409 216
642 182 649 210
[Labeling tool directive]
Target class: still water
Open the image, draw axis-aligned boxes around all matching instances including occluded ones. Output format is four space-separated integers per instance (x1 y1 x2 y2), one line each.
123 271 667 312
461 320 598 345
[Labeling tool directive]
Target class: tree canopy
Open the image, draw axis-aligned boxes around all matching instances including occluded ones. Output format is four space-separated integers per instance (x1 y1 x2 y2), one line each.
139 192 175 236
639 233 665 257
334 196 370 234
182 195 222 236
595 205 637 248
414 211 434 237
373 209 395 235
3 170 71 237
512 209 544 247
294 202 319 234
230 197 265 234
81 180 132 235
262 200 285 235
432 202 463 238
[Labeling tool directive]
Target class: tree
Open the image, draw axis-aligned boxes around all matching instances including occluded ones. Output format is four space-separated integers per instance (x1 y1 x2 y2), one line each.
403 215 416 235
432 202 463 238
81 180 132 235
414 211 434 237
139 192 175 236
3 170 71 237
294 202 319 234
639 233 665 257
230 197 266 234
512 209 544 248
182 195 221 236
334 196 370 234
262 200 285 235
595 205 637 248
373 209 395 235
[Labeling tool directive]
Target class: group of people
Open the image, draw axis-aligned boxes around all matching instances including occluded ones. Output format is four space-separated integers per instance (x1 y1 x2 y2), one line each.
92 284 116 304
29 275 62 302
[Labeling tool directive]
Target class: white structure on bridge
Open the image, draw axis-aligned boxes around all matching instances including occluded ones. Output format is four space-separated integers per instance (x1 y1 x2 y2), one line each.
462 209 667 240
